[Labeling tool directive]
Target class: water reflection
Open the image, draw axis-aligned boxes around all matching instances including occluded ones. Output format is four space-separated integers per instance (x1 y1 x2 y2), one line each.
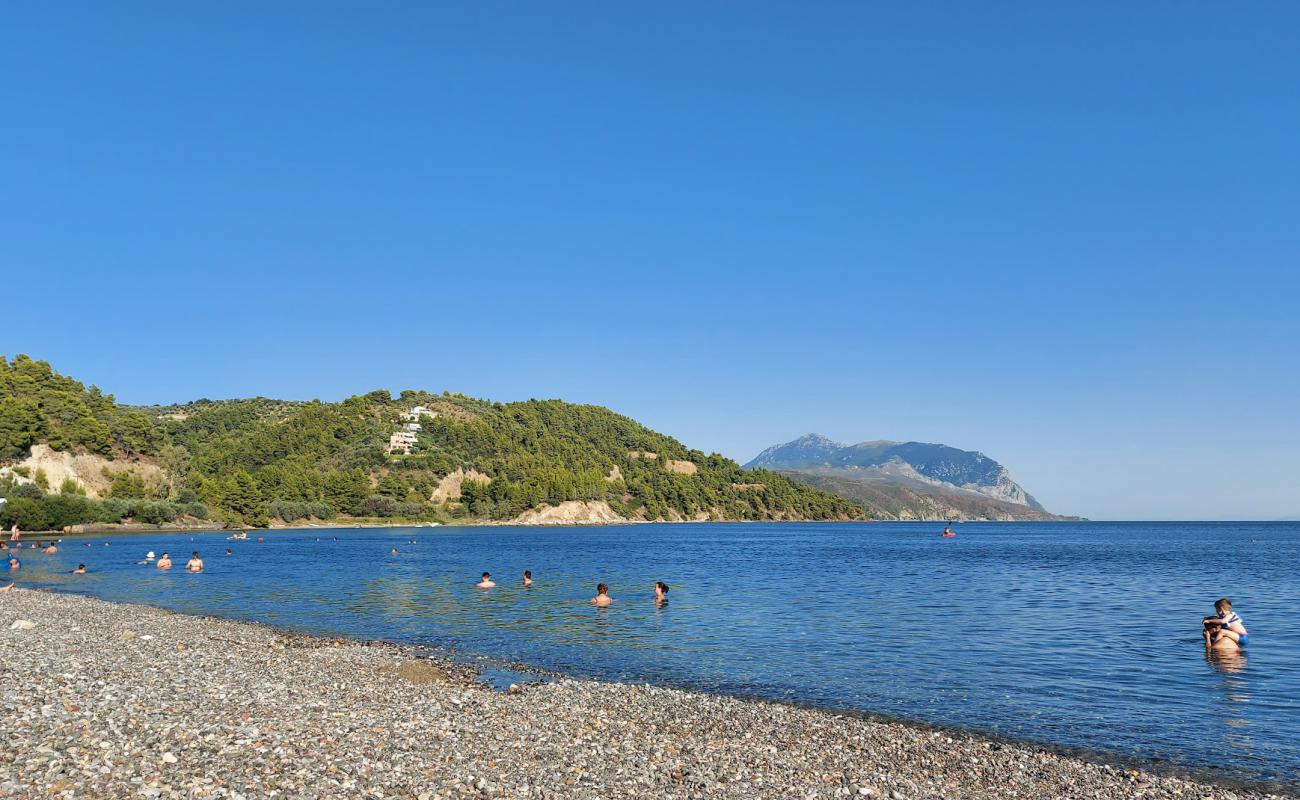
1205 649 1248 678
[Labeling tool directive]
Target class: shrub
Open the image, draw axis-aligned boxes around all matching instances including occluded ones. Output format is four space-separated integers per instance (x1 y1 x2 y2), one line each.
12 483 43 500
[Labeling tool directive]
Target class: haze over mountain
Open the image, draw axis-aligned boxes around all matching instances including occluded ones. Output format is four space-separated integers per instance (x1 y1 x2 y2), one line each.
746 434 1071 521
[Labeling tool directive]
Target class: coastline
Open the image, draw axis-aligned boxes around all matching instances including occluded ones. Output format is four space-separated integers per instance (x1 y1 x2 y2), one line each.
1 589 1286 799
31 517 1096 538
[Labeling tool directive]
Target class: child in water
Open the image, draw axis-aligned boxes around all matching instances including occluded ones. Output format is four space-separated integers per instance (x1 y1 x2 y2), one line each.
1203 598 1248 650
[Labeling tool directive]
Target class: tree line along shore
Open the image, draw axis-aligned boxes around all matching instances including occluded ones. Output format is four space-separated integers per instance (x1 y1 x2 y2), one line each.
0 355 862 534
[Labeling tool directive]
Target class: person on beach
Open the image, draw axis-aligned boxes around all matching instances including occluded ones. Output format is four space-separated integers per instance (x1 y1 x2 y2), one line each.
592 583 613 607
186 552 204 572
0 582 13 592
1203 598 1248 650
156 552 172 570
9 523 18 542
654 581 669 605
476 572 495 588
72 564 86 574
522 570 533 587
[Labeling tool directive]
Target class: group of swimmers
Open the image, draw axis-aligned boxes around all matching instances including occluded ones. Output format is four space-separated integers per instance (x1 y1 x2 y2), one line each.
138 550 205 572
1 527 1252 651
474 570 669 606
6 539 69 571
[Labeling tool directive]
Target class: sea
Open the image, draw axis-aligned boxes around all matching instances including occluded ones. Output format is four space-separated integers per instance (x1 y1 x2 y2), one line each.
12 521 1299 790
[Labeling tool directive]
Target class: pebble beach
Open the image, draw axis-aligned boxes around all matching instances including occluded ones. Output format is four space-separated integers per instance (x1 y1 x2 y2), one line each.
0 589 1286 800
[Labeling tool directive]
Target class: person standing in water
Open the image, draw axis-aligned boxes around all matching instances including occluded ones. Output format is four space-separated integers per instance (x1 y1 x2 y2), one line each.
654 581 669 605
591 583 613 607
156 552 172 570
522 570 533 587
1204 598 1249 650
476 572 495 588
186 552 204 572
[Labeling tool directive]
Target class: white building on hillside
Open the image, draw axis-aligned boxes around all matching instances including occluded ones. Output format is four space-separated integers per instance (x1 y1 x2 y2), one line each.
387 430 418 455
402 406 430 422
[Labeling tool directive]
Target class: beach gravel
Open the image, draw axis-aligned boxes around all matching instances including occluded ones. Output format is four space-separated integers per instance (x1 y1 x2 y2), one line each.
0 589 1286 799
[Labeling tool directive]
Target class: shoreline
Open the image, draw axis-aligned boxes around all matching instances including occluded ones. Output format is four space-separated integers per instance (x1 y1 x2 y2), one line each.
19 517 1106 538
1 589 1288 799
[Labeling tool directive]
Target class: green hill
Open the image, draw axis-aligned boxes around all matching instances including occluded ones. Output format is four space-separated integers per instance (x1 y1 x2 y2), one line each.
0 356 862 529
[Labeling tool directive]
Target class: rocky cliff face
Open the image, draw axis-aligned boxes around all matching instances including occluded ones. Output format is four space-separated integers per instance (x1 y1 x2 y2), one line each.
746 435 1059 519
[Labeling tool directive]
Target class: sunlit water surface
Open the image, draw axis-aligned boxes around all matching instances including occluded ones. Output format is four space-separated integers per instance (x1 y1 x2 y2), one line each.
14 521 1299 789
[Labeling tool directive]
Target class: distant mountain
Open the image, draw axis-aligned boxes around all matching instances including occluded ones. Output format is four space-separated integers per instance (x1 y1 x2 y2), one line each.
746 434 1071 521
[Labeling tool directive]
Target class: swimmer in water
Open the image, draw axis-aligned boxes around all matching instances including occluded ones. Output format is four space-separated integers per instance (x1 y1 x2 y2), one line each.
8 556 20 571
156 552 172 570
186 552 204 572
591 583 613 607
522 570 533 587
226 548 233 556
476 572 496 588
390 548 398 555
654 580 669 605
1203 597 1248 651
72 564 86 574
43 544 58 554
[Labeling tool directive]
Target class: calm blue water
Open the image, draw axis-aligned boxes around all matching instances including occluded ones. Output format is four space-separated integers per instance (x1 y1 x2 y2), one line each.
12 521 1300 789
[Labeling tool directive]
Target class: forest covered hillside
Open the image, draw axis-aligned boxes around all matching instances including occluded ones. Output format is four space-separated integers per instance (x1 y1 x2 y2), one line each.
0 356 863 529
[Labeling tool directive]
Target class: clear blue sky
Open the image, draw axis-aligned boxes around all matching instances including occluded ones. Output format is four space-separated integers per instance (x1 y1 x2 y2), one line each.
4 3 1297 520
